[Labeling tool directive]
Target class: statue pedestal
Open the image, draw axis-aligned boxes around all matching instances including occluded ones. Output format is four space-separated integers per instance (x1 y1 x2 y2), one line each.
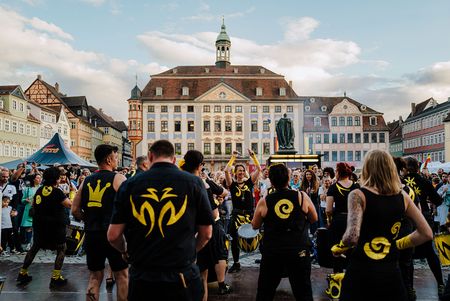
267 154 321 169
275 149 297 155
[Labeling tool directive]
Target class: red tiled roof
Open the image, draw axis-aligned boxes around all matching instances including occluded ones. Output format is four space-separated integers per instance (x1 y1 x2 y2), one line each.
0 85 20 95
362 116 389 131
301 96 380 114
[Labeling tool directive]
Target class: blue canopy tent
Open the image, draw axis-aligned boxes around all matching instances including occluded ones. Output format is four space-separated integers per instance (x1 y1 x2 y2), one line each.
26 133 96 168
0 159 49 170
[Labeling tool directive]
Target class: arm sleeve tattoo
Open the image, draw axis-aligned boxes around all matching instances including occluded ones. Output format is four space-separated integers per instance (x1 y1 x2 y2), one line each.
342 190 364 246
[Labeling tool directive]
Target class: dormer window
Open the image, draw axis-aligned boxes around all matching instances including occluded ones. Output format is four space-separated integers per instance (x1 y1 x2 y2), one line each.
314 117 321 127
370 116 377 126
83 110 87 117
279 87 286 96
0 99 3 109
182 87 189 96
205 68 210 73
156 87 163 96
233 68 238 74
256 87 263 96
77 109 81 116
260 68 265 74
172 68 177 74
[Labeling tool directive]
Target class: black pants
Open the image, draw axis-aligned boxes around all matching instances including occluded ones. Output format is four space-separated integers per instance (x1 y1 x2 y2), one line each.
256 251 313 301
1 228 14 251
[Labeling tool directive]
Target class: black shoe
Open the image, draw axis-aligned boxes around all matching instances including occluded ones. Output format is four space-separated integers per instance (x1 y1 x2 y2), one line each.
254 259 261 264
17 273 32 284
50 276 68 288
218 283 232 295
106 277 115 289
228 263 241 273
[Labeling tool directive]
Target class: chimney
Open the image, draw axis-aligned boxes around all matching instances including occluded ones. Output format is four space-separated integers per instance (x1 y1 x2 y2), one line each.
399 116 403 123
411 102 416 116
289 81 292 88
55 82 59 92
37 74 42 80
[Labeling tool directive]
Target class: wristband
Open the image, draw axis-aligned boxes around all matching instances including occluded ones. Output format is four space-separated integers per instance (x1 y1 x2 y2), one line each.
396 234 414 250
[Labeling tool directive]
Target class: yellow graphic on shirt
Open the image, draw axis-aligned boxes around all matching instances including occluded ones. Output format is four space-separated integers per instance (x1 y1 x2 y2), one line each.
336 183 351 196
235 184 250 198
408 188 415 202
391 222 401 240
42 186 53 196
274 199 294 219
35 195 42 205
130 187 187 238
364 237 391 260
87 180 111 207
405 177 421 196
434 234 450 266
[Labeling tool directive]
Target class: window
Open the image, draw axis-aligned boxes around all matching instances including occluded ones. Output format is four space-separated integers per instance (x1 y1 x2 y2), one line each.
332 151 338 162
331 117 337 126
187 121 194 132
182 87 189 96
156 87 163 96
188 143 194 151
203 105 210 113
251 106 258 113
263 142 270 155
339 133 345 143
323 151 329 162
236 106 242 113
215 143 222 155
161 120 168 132
379 133 386 143
347 117 353 126
104 127 109 134
13 100 17 110
161 106 168 113
19 123 24 134
363 133 369 143
279 87 286 96
175 143 181 155
275 106 281 113
256 87 263 96
370 116 377 126
287 106 293 112
204 143 211 155
174 121 181 132
251 143 258 154
225 120 232 132
314 117 321 127
316 134 322 144
324 134 329 144
355 151 361 161
332 133 338 143
263 106 269 113
339 117 345 126
347 133 353 143
214 120 221 132
347 151 353 161
174 105 181 113
12 145 17 157
236 120 242 132
263 120 270 132
71 122 76 129
4 144 10 157
225 105 232 113
19 103 24 112
0 99 3 109
236 143 243 154
371 133 378 143
187 106 194 112
251 120 258 132
340 151 345 161
12 121 17 133
83 110 87 117
148 106 154 112
77 109 81 116
225 143 232 155
214 105 221 113
355 116 361 126
355 133 361 143
203 120 210 132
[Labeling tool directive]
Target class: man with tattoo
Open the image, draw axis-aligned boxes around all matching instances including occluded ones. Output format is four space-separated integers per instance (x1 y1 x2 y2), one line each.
333 150 432 300
72 145 128 301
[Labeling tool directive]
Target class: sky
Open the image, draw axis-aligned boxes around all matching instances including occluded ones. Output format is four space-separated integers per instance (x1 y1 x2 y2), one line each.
1 0 450 123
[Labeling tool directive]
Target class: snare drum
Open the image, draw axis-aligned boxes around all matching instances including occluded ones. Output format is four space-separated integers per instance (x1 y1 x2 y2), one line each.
434 233 450 266
237 223 262 253
66 220 85 256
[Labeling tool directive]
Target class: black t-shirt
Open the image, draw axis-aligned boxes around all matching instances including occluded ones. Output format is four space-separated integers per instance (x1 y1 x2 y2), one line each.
327 182 359 214
404 173 442 213
33 185 68 225
111 162 213 272
229 178 254 211
205 178 224 211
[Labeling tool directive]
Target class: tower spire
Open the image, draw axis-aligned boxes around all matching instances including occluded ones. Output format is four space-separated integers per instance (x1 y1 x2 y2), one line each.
215 18 231 68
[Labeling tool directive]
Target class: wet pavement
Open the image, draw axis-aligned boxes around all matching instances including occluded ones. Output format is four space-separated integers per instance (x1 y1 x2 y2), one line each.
0 251 446 300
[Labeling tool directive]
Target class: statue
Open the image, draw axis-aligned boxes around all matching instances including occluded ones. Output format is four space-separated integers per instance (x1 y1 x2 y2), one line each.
276 113 295 150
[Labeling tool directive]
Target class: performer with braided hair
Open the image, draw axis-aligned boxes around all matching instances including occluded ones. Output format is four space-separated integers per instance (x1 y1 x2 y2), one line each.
225 149 261 273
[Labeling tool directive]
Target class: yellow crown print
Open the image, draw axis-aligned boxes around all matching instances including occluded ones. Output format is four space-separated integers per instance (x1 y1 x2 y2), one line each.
87 180 111 207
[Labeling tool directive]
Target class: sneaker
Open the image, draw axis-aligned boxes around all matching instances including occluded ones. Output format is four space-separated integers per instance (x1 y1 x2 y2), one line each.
50 276 68 288
0 251 10 257
10 249 20 255
218 283 232 295
438 284 445 298
228 262 241 273
17 273 32 284
105 277 115 289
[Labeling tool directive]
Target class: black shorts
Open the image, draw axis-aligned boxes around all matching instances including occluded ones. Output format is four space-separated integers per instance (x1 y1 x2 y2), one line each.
197 239 216 272
213 222 228 261
84 230 128 272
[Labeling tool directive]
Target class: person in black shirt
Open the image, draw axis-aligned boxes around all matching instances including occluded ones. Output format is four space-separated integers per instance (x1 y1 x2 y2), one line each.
252 163 317 301
107 140 214 301
334 150 432 301
224 149 261 273
17 167 72 287
72 145 128 301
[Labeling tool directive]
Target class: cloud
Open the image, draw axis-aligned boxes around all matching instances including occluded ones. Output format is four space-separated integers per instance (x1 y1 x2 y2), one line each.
283 17 319 42
29 17 73 40
183 4 255 22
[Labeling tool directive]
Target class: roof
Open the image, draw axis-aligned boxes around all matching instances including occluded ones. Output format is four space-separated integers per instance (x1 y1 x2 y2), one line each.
0 85 27 100
113 121 128 132
62 96 87 108
27 113 40 124
216 22 230 43
130 85 141 100
388 120 402 142
28 99 59 114
154 65 280 77
88 106 121 131
301 96 381 114
405 97 450 121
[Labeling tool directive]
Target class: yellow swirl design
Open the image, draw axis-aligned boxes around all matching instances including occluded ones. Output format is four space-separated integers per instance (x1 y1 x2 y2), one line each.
274 199 294 219
363 237 391 260
391 222 401 240
35 195 42 205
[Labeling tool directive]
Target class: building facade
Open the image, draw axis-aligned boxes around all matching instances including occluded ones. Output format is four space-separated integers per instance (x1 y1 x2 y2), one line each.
128 85 143 160
132 22 303 169
388 118 403 157
402 98 450 162
0 85 40 163
303 96 389 169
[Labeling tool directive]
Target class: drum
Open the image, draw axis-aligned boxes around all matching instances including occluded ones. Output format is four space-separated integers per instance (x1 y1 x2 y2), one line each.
66 220 85 256
316 227 334 268
434 233 450 266
237 223 262 253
